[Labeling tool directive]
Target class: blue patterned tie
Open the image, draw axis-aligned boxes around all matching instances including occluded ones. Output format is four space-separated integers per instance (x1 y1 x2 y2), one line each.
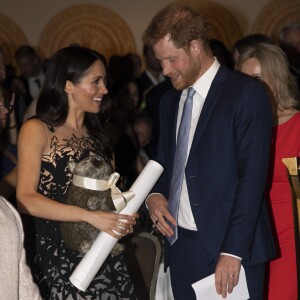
167 87 196 245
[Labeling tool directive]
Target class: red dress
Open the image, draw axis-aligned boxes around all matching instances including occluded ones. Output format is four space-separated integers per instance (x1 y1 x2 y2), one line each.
266 112 300 299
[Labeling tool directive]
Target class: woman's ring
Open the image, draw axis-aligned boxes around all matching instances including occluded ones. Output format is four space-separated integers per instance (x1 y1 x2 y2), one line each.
228 274 234 278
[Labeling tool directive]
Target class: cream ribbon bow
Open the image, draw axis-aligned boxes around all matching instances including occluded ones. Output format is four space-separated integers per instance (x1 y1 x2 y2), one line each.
72 172 135 212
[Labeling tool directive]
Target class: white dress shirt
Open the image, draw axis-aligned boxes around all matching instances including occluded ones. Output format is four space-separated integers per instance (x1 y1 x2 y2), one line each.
28 71 45 99
145 69 165 86
176 59 242 261
177 58 220 230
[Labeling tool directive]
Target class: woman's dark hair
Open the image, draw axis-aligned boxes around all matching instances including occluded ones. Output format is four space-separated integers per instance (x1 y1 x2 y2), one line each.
36 46 113 159
209 39 233 69
0 84 11 132
110 77 139 97
232 34 273 56
99 94 114 128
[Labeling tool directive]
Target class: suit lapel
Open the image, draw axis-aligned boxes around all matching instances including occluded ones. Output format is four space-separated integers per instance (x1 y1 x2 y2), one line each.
189 66 228 155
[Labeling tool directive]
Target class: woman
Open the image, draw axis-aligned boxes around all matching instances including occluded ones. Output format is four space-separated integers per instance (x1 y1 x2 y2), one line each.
236 43 300 299
16 46 138 299
0 85 18 203
0 46 28 128
0 85 18 170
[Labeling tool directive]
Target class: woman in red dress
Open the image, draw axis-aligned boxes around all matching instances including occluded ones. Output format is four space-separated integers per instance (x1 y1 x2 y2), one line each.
236 42 300 299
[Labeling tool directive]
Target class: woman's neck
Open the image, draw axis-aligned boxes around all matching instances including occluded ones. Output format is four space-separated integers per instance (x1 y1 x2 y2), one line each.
64 112 85 131
275 107 298 125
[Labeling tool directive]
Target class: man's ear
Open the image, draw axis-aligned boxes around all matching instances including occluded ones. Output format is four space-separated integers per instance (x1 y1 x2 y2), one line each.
65 80 74 94
190 40 202 56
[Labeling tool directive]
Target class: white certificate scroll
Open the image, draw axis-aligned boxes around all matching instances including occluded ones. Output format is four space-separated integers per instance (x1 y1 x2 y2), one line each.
69 160 164 291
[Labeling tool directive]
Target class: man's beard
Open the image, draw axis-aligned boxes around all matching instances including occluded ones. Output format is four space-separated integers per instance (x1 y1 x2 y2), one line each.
171 56 201 90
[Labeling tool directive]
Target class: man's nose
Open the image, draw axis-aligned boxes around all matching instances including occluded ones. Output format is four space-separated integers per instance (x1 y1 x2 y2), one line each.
160 60 170 76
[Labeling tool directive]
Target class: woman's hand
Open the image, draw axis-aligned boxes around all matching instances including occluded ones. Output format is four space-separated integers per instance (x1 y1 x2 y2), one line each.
87 210 139 239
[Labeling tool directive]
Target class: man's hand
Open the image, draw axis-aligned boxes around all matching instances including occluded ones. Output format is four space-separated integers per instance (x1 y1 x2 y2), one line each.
147 194 176 237
215 255 241 298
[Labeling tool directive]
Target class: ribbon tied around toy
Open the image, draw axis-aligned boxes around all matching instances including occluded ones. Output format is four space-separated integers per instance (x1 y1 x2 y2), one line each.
72 172 135 212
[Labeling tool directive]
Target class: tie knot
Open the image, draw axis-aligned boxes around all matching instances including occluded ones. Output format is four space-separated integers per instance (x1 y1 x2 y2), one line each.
187 87 196 99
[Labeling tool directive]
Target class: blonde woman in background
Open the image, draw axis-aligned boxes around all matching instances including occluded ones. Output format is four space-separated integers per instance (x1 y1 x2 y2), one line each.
236 42 300 300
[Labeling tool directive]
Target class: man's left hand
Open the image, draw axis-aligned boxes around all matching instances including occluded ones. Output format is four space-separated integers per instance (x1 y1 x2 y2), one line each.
215 255 241 298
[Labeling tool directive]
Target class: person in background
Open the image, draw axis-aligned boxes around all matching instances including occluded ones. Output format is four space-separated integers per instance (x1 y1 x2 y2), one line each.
279 23 300 89
132 115 155 234
4 63 27 97
0 84 18 205
0 89 40 298
143 4 276 299
132 115 153 173
138 45 166 101
15 45 46 105
144 77 173 160
0 46 27 128
0 47 5 83
0 196 41 300
209 39 233 69
104 77 141 190
118 53 142 82
16 46 138 299
0 48 23 204
117 53 144 115
0 84 18 146
0 71 19 207
107 54 122 88
235 42 300 300
231 33 273 64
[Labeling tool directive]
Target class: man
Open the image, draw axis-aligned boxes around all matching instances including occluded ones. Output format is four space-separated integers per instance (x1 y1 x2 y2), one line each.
279 23 300 89
143 4 276 299
144 78 172 159
15 45 45 105
0 46 27 128
139 45 166 94
137 45 166 112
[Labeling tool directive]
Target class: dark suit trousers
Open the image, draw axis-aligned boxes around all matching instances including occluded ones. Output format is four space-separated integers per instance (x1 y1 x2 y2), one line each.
168 227 265 300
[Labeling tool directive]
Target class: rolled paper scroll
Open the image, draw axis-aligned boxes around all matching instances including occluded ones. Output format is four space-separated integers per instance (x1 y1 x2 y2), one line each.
69 160 164 291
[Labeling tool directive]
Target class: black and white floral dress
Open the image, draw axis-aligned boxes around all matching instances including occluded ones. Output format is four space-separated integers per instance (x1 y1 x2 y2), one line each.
26 129 136 300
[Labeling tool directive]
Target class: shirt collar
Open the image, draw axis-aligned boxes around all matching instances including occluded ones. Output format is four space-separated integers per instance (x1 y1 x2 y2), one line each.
193 57 220 99
145 69 165 85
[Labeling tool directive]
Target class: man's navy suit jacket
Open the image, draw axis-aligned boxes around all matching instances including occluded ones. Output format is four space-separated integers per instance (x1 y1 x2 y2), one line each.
152 65 277 268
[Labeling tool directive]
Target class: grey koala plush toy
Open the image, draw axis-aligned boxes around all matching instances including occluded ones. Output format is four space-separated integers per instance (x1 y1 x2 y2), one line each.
61 155 125 256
